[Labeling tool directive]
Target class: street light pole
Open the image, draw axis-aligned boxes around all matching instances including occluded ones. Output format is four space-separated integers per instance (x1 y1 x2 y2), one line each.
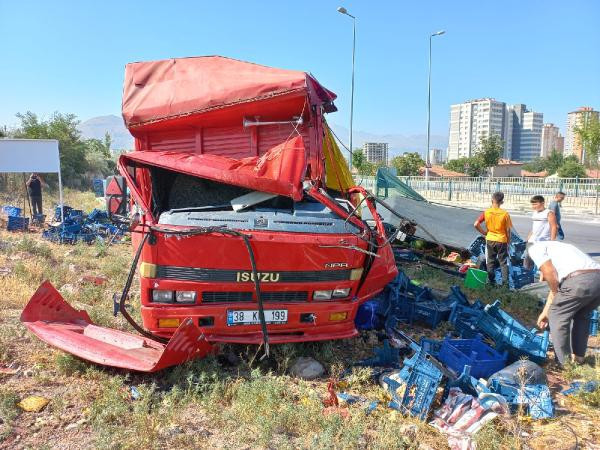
338 6 356 170
426 30 445 180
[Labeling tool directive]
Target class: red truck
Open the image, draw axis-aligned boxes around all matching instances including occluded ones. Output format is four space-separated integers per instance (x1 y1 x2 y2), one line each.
21 56 399 371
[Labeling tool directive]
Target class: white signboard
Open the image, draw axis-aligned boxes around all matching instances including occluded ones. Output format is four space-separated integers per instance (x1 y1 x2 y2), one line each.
0 139 60 173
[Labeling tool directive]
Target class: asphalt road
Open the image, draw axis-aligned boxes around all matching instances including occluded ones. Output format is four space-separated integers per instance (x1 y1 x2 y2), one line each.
511 214 600 256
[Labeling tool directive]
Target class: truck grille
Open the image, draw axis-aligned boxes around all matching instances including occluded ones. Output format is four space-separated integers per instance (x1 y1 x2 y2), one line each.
156 266 350 283
202 291 308 303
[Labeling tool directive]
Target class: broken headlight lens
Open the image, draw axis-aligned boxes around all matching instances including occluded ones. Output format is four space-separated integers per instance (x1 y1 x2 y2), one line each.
175 291 197 303
313 290 333 300
152 290 174 303
332 288 351 298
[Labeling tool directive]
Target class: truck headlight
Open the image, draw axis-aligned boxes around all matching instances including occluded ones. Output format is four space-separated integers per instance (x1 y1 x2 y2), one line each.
332 288 351 298
313 290 333 300
152 290 174 303
176 291 197 303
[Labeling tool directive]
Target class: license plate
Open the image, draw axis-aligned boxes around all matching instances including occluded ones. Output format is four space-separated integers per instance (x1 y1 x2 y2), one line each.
227 309 288 326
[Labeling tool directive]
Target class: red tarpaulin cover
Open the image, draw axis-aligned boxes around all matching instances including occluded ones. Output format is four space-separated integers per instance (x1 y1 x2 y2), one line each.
119 135 307 201
122 56 336 128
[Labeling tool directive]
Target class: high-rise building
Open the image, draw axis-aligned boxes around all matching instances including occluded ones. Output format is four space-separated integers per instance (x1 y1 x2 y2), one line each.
448 98 511 160
362 142 388 165
541 123 563 157
565 107 599 163
447 99 543 162
429 148 446 165
513 106 543 162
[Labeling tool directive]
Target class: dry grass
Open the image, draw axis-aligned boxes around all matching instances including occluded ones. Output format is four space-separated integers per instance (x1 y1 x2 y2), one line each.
0 190 599 448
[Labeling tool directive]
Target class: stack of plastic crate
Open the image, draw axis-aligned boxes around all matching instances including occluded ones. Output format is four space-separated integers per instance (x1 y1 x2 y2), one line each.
473 300 550 363
7 215 29 231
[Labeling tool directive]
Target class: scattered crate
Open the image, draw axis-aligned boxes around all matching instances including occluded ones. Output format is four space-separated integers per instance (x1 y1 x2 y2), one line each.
412 300 452 328
438 334 508 379
489 379 554 419
7 216 29 231
473 300 549 363
2 205 22 217
382 345 444 420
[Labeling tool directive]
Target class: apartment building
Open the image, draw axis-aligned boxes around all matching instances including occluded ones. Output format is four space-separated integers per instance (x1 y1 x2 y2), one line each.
565 107 599 162
447 99 543 162
362 142 388 164
541 123 564 157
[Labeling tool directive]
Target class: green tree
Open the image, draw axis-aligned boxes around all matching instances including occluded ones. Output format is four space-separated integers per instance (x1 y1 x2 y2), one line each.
444 157 484 177
522 157 546 173
557 159 587 178
474 135 503 168
390 152 424 176
352 149 366 171
14 111 88 186
574 114 600 167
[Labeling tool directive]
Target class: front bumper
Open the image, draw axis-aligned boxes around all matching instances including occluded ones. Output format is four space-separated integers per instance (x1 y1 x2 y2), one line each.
141 299 362 344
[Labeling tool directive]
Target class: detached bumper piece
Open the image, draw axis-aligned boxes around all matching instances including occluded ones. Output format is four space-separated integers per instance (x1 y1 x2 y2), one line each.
21 281 212 372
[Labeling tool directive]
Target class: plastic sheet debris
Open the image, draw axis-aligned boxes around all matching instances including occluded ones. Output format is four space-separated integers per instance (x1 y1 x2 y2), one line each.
561 380 600 396
488 360 547 386
355 298 384 331
130 386 141 400
17 395 50 412
430 387 509 450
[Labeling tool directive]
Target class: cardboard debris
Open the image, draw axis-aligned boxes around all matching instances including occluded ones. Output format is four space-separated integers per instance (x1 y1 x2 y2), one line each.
18 395 50 412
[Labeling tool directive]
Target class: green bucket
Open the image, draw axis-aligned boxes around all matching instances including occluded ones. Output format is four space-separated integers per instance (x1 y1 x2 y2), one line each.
464 268 488 290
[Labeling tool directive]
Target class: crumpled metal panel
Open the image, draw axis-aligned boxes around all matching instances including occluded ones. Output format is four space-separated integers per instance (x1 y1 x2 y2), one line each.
119 135 307 201
21 282 212 372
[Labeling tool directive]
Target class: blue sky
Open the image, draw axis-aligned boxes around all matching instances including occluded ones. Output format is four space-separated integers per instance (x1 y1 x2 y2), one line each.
1 0 598 138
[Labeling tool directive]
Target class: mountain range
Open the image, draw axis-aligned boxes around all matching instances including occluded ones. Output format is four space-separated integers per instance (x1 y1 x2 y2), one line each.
77 114 448 157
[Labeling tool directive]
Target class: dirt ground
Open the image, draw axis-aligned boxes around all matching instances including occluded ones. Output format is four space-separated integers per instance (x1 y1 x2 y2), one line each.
1 190 600 449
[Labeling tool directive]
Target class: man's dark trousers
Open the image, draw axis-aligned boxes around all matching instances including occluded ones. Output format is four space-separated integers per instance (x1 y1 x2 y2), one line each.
485 241 509 285
549 271 600 365
30 195 42 215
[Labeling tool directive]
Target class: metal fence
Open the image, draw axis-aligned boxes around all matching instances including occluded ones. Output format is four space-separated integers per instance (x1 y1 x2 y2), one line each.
353 175 600 213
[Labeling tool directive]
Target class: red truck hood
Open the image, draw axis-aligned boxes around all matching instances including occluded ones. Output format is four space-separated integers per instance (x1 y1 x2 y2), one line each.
119 135 306 202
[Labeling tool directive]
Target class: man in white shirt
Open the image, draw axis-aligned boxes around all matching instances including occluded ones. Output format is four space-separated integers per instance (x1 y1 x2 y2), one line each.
529 241 600 365
527 195 558 242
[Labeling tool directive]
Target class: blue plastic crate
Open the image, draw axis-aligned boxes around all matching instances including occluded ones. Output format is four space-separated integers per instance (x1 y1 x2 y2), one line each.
449 302 484 338
419 338 442 358
438 334 508 378
474 300 549 363
412 300 452 329
489 380 554 419
54 205 73 221
356 339 401 368
382 346 443 420
590 310 599 337
2 205 22 217
7 216 29 231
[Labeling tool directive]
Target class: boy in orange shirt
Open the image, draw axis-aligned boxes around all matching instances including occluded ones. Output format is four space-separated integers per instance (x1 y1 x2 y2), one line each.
474 192 513 285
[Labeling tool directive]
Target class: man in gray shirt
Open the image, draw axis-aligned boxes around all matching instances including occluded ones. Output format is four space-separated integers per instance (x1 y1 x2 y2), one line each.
548 191 565 240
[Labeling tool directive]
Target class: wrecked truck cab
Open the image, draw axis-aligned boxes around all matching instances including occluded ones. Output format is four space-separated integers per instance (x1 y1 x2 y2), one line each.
118 151 394 344
22 56 399 371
